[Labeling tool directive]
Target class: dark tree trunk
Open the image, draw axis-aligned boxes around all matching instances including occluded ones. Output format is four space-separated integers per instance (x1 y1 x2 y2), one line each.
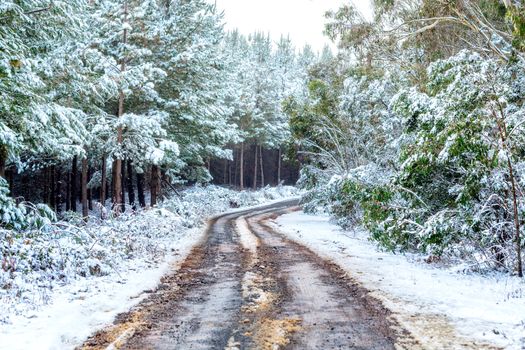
50 165 56 210
239 143 244 190
43 167 48 205
277 148 282 184
71 156 78 212
233 148 238 188
81 156 88 219
55 171 61 213
137 171 146 208
66 170 71 212
150 165 161 207
100 155 107 210
253 144 258 189
43 167 49 206
259 145 265 187
228 162 232 186
87 166 93 210
121 159 126 210
113 1 128 216
0 160 5 179
127 160 136 210
0 145 7 179
223 159 228 185
111 159 118 207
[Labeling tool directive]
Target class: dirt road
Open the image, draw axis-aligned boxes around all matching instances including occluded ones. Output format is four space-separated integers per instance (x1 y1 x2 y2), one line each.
81 200 414 349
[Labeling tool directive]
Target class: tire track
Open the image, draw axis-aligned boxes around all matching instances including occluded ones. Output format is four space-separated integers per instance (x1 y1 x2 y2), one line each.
80 200 412 350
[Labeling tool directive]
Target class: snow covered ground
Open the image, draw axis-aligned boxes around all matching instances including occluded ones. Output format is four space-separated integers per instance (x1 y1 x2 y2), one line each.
0 185 299 350
272 211 525 350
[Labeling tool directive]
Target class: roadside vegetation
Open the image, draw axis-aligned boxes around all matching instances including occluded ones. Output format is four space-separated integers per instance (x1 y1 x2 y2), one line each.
290 0 525 276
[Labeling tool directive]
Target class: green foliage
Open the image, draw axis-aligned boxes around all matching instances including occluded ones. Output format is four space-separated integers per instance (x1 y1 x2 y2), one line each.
508 5 525 50
296 43 525 271
0 178 55 231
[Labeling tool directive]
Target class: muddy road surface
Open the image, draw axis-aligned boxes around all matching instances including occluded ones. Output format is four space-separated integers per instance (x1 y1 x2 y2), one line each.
81 200 414 350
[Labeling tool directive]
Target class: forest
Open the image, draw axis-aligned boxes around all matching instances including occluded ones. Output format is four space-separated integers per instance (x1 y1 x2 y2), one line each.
2 0 525 348
0 0 319 220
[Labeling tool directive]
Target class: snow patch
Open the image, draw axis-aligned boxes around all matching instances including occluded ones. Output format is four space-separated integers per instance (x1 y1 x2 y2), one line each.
235 216 259 254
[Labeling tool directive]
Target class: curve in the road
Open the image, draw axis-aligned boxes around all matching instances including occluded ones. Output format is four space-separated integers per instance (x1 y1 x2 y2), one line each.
80 200 413 350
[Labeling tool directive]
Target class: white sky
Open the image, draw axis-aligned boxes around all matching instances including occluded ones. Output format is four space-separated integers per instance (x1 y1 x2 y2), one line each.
213 0 373 52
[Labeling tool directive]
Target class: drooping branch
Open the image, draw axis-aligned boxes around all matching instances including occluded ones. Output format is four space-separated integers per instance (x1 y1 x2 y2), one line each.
25 6 52 16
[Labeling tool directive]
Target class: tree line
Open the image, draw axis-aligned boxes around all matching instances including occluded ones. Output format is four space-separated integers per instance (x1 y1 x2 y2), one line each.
0 0 321 224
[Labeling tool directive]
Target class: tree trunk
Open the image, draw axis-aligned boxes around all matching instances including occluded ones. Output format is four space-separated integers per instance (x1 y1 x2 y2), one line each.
0 160 5 179
259 145 265 187
81 156 88 220
50 166 56 209
55 171 61 213
100 155 107 214
113 1 128 215
223 159 228 184
228 159 232 186
71 155 78 212
507 157 522 277
137 171 146 208
43 167 49 206
87 166 93 210
150 165 161 207
239 143 244 190
111 159 117 203
121 158 126 210
253 144 258 189
277 148 282 184
233 147 238 187
127 160 136 210
66 170 71 212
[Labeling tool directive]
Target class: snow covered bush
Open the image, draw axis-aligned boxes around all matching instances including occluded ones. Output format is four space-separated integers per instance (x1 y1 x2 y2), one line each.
0 178 56 231
0 185 298 323
376 51 525 271
293 48 525 274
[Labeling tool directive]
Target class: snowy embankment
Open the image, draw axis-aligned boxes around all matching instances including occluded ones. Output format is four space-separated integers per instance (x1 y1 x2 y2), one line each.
0 185 299 350
272 211 525 350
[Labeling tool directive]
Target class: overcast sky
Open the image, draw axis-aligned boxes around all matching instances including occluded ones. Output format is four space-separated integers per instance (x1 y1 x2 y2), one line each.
213 0 373 52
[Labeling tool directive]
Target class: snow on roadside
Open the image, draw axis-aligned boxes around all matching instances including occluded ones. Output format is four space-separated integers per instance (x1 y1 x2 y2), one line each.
0 185 300 350
0 225 201 350
272 211 525 350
